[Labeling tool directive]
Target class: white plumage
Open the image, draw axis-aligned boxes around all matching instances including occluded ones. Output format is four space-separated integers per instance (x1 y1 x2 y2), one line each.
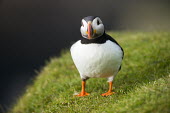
70 40 123 82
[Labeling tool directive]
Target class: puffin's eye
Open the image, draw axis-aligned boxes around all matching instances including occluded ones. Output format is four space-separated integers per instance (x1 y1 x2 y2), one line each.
97 20 100 25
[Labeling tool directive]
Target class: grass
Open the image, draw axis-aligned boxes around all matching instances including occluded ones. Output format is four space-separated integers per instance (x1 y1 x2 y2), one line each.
10 31 170 113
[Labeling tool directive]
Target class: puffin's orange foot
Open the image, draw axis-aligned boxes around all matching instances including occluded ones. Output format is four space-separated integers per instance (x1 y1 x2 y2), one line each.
101 91 115 96
76 92 90 97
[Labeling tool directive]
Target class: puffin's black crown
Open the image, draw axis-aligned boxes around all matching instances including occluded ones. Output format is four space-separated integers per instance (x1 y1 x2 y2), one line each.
83 16 98 22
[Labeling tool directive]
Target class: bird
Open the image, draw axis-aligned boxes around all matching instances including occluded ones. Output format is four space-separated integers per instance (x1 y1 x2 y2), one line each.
70 16 124 96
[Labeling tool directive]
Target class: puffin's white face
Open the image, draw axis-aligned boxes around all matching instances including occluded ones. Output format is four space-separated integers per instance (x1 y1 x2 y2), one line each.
80 16 104 39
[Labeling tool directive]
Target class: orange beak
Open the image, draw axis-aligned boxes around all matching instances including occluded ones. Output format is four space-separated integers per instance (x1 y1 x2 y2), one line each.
87 21 93 39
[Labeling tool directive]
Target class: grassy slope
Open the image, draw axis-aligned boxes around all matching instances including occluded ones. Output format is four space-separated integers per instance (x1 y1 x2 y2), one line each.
10 32 170 113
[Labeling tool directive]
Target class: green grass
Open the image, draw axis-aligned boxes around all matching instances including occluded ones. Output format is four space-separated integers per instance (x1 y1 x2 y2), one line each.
10 32 170 113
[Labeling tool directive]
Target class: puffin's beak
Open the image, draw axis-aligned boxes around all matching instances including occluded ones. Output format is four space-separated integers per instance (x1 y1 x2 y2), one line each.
87 21 93 39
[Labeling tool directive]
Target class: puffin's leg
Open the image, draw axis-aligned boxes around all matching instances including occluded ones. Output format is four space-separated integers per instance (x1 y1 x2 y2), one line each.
101 76 115 96
76 80 90 97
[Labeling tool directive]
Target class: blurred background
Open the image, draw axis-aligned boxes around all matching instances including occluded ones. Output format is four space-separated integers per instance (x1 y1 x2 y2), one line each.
0 0 169 112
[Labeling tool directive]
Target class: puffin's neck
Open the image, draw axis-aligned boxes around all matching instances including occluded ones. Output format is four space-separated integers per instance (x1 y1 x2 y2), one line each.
81 32 107 44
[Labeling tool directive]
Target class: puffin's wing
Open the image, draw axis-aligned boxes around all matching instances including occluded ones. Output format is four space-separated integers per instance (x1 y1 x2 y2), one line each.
105 34 124 71
105 34 124 59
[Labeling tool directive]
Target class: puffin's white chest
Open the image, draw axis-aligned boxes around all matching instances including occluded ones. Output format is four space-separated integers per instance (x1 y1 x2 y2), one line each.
70 40 123 78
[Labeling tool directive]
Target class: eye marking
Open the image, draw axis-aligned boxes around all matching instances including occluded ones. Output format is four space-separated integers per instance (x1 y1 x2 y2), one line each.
97 20 100 25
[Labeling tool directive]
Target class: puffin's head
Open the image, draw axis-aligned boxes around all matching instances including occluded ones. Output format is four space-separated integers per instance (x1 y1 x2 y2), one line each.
80 16 104 39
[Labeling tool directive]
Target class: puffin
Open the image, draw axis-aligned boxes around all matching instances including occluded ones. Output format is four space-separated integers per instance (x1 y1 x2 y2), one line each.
70 16 124 96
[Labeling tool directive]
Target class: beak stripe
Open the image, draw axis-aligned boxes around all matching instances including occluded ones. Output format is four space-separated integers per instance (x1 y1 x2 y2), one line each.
87 22 93 39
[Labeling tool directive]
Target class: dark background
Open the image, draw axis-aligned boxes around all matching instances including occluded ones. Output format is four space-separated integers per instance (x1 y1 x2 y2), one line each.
0 0 169 112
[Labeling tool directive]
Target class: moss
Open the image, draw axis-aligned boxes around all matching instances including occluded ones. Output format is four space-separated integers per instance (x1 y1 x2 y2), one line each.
10 32 170 113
